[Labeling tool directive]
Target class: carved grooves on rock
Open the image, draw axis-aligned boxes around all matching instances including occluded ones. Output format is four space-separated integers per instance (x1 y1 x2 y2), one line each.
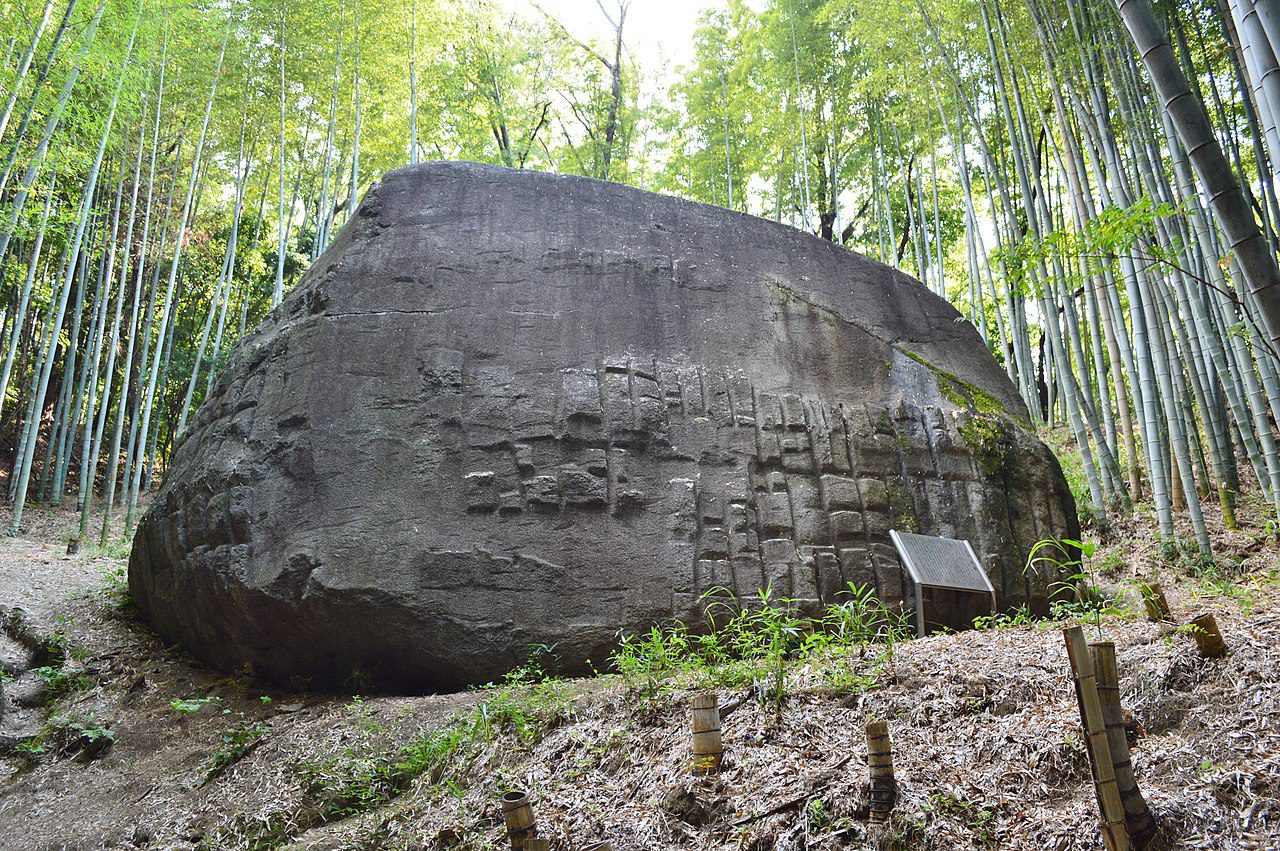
453 352 1058 617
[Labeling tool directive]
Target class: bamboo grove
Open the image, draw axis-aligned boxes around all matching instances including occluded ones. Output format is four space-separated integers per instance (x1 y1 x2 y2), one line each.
1 0 1280 558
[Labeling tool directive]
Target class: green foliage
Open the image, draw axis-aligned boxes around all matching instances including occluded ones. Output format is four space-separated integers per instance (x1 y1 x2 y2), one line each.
993 197 1182 294
32 663 89 700
15 714 115 762
205 714 270 782
973 604 1036 631
1021 536 1141 637
612 622 700 702
925 790 998 846
294 720 465 821
1026 537 1091 590
468 675 577 745
92 564 131 610
612 582 911 720
36 631 78 667
1160 536 1219 576
290 647 580 827
171 695 219 715
804 796 831 832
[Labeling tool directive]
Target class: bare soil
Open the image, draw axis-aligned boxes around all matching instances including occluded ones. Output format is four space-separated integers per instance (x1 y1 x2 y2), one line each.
0 500 1278 851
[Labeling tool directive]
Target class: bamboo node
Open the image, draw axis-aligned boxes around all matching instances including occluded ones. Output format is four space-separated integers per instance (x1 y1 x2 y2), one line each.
865 719 896 824
691 693 723 774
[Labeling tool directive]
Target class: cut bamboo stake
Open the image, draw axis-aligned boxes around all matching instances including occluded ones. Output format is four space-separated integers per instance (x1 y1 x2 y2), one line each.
523 841 550 851
690 693 723 774
500 790 537 850
865 720 896 824
1189 612 1227 658
1063 626 1131 851
1090 641 1157 847
1140 582 1171 622
581 843 614 851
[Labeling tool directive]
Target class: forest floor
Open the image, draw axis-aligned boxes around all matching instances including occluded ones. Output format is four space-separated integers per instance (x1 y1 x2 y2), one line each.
0 493 1279 851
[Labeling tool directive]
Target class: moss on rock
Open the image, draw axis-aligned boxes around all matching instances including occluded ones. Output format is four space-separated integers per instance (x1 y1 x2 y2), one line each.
958 414 1018 480
900 349 1010 419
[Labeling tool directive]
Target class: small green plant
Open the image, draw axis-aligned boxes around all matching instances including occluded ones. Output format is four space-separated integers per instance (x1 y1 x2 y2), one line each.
612 622 697 704
293 724 466 819
973 604 1035 630
822 581 889 642
76 722 116 745
1157 535 1219 576
926 790 998 846
805 797 830 832
613 582 911 713
1192 575 1260 614
710 585 810 726
16 714 115 762
35 632 82 668
205 714 269 781
32 664 89 700
171 695 219 715
13 737 50 758
1094 548 1128 578
1160 619 1201 649
93 564 131 609
817 581 911 685
1025 537 1109 638
468 675 577 744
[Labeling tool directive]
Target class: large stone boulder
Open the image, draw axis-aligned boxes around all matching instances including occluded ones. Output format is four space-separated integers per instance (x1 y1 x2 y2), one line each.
129 161 1077 691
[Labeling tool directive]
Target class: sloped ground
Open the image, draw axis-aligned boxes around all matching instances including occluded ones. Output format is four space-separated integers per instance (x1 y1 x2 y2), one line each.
0 501 1277 851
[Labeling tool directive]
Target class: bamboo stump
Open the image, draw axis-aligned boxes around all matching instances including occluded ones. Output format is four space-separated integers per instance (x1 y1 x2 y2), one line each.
1091 641 1156 847
865 720 896 824
523 841 550 851
691 693 723 774
1139 582 1170 622
501 790 537 849
1064 626 1130 851
1189 612 1226 658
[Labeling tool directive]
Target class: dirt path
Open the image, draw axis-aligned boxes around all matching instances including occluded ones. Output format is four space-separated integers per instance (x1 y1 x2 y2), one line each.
0 506 477 850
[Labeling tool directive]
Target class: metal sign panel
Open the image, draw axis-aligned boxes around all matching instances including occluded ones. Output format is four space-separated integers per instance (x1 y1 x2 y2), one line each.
889 530 997 637
890 531 993 593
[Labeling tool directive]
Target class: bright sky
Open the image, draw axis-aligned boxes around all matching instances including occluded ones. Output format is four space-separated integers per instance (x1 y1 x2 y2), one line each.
499 0 723 72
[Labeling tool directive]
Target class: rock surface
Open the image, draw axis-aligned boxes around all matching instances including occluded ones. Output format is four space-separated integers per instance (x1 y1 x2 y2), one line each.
129 161 1077 691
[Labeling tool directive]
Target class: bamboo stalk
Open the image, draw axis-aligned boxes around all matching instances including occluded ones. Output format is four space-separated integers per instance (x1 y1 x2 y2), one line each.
690 693 723 774
1063 626 1130 851
1090 641 1157 847
500 790 537 850
865 720 896 824
1140 582 1171 622
1189 612 1227 658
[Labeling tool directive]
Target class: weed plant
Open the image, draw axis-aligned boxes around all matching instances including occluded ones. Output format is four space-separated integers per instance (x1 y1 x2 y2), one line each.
612 583 911 724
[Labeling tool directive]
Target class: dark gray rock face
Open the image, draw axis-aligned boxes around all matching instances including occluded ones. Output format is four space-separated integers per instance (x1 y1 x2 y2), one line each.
129 161 1077 691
